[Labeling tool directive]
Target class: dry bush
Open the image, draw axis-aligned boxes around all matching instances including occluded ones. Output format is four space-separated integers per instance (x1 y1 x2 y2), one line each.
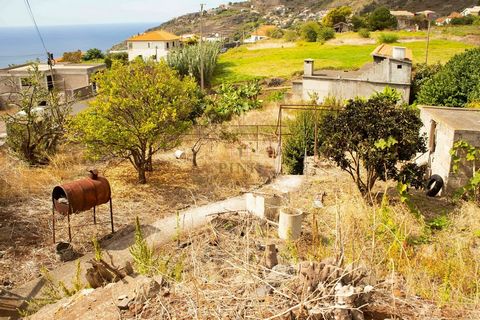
289 164 480 314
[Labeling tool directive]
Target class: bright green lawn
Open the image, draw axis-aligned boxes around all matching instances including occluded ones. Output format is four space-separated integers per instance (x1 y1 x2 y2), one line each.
214 39 474 84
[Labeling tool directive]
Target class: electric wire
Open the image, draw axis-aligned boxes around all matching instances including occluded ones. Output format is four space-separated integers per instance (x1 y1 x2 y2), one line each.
23 0 49 57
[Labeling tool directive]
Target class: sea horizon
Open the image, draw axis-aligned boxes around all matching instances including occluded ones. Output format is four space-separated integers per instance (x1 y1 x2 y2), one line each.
0 22 160 68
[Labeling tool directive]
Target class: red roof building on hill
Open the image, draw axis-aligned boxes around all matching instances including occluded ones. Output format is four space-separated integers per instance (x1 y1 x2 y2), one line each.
126 30 180 62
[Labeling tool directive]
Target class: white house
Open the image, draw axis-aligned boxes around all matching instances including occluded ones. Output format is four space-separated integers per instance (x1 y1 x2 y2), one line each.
462 6 480 16
244 25 276 43
127 30 180 62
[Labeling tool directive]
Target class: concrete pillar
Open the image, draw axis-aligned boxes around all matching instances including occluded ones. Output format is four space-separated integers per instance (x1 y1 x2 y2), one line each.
304 59 314 76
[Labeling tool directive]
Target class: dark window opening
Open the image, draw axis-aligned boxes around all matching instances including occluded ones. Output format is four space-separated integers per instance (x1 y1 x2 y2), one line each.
46 75 54 91
166 42 169 49
397 65 403 69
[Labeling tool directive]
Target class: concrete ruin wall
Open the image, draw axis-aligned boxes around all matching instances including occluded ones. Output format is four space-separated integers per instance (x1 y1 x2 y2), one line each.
300 77 410 103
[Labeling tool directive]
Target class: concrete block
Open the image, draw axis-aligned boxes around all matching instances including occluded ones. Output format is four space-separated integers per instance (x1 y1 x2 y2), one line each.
245 193 255 213
255 196 265 219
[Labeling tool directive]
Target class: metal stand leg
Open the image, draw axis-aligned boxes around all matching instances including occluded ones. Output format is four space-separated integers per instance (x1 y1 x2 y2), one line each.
52 200 56 244
109 198 114 234
93 206 96 225
67 206 72 242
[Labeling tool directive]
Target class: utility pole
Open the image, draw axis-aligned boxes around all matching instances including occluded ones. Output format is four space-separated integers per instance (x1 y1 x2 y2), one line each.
199 3 205 90
425 19 431 65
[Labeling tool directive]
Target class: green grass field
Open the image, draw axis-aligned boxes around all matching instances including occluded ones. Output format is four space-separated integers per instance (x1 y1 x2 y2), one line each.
214 39 474 84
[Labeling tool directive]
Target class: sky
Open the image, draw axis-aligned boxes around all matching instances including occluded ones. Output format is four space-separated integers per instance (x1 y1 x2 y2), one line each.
0 0 228 27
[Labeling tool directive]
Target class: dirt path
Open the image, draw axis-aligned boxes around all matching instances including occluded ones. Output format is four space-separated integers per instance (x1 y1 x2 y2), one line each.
0 175 304 319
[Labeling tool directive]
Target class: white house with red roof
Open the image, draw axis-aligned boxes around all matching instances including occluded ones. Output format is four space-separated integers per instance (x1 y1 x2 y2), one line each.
126 30 180 62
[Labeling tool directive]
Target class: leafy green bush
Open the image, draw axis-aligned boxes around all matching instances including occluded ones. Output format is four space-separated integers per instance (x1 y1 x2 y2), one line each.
301 21 321 42
411 63 443 103
450 16 474 25
166 41 221 86
417 48 480 107
317 26 335 42
83 48 104 61
320 88 426 196
377 33 399 44
129 216 160 276
358 28 371 38
283 111 321 174
351 15 367 31
267 27 284 39
283 30 299 42
368 7 397 31
104 52 128 68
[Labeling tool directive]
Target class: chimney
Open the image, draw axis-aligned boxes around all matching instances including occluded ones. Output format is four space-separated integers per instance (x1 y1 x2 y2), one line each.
392 47 406 60
304 59 314 76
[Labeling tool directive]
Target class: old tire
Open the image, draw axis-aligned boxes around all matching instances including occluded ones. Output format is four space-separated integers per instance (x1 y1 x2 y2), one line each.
426 175 444 197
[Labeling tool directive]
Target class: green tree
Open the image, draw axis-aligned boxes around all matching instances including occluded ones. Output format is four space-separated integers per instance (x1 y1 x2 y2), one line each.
83 48 104 61
417 48 480 107
410 62 442 104
322 6 352 27
166 42 221 87
267 27 284 39
320 88 426 197
104 52 128 68
2 64 71 165
283 111 320 174
300 21 321 42
367 7 397 31
351 15 367 31
69 60 199 184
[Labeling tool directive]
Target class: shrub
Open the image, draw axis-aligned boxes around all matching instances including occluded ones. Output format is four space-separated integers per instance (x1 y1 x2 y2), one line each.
377 33 399 44
368 6 397 31
2 65 71 165
450 16 474 25
417 48 480 107
358 28 371 38
300 21 321 42
62 50 82 63
317 26 335 42
283 30 298 42
104 52 128 68
320 88 426 197
166 41 221 87
267 27 284 39
283 111 321 174
410 63 443 103
129 216 160 276
351 15 367 31
83 48 104 61
322 6 352 27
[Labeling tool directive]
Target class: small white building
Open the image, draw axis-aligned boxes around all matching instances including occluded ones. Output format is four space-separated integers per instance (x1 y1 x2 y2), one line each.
127 30 180 62
462 6 480 16
417 106 480 194
293 45 413 103
244 25 276 43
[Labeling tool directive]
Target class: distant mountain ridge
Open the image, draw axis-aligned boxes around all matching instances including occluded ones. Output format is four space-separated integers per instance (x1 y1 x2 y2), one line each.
111 0 477 50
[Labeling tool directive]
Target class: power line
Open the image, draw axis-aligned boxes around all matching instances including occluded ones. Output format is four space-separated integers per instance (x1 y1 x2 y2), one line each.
23 0 49 57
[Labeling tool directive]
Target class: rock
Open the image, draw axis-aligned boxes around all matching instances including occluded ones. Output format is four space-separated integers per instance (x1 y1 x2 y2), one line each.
254 285 272 301
265 264 295 287
117 294 128 300
264 244 278 269
134 276 163 304
117 297 132 310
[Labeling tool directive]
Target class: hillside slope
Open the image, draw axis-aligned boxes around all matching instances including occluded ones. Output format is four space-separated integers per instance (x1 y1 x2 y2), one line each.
155 0 477 36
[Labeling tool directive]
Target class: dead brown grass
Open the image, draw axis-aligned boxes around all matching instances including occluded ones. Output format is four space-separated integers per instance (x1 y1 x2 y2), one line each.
0 140 274 288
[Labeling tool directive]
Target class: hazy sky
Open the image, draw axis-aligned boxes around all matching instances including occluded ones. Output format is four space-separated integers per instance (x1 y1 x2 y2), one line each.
0 0 228 27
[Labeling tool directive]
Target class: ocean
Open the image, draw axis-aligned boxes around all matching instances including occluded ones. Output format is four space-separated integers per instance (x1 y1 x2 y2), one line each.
0 23 158 68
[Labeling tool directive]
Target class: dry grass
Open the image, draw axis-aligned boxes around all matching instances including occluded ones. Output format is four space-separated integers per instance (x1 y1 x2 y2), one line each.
0 140 274 288
287 161 480 316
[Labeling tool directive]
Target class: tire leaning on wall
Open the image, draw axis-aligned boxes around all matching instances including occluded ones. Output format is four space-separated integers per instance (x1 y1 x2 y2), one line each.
426 174 444 197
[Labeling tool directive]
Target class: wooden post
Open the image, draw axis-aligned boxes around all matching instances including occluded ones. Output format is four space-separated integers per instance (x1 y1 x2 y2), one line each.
52 200 56 244
109 198 114 234
67 206 72 242
93 206 96 225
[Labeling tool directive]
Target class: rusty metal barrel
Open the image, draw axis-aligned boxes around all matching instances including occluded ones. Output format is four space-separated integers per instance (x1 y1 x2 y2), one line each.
52 170 111 214
51 170 114 243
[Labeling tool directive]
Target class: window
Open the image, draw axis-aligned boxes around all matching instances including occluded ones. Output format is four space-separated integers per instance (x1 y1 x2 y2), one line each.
166 42 169 49
128 42 132 49
148 42 151 48
397 65 403 69
172 41 175 48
